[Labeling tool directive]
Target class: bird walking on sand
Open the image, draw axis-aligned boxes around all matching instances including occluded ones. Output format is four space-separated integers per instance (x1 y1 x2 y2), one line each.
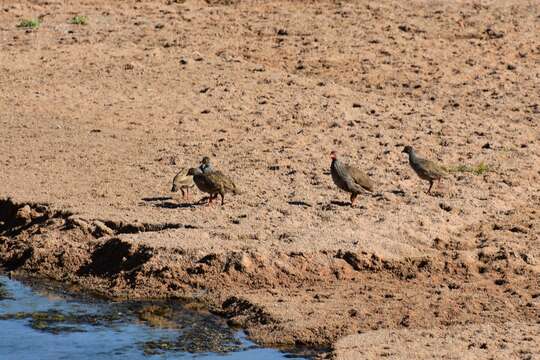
187 167 239 205
199 156 215 174
402 146 448 194
171 168 195 199
330 150 374 207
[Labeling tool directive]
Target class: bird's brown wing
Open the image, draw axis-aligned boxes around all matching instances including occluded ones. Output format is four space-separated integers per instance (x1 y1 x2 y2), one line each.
206 171 238 194
417 158 448 179
344 164 374 192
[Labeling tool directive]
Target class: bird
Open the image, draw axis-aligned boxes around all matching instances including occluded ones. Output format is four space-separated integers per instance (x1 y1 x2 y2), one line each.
199 156 215 174
402 145 448 194
330 150 374 207
187 167 239 205
171 168 194 199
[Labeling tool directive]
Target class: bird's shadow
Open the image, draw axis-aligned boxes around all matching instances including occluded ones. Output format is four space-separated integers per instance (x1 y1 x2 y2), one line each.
288 200 313 207
330 200 351 207
141 196 173 202
140 195 200 209
152 201 195 209
388 189 406 197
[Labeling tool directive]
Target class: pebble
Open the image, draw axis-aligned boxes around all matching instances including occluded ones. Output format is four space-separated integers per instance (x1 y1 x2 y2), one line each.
15 205 33 224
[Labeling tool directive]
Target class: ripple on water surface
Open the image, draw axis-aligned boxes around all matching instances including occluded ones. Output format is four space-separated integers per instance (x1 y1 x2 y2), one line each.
0 276 312 360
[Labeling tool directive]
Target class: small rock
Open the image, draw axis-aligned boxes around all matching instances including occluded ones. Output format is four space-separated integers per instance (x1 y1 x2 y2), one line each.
439 203 452 212
179 58 188 65
15 205 33 224
482 143 491 149
277 28 288 36
399 314 410 327
485 27 504 39
66 216 92 233
227 317 243 327
520 253 537 265
506 64 516 71
398 24 411 32
93 220 114 237
225 253 253 273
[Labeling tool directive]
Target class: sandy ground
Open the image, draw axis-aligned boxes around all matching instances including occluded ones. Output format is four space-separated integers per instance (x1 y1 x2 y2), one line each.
0 0 539 358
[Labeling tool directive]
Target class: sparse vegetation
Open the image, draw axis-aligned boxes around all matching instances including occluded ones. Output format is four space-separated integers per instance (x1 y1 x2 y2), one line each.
69 15 88 25
17 19 40 29
448 162 490 175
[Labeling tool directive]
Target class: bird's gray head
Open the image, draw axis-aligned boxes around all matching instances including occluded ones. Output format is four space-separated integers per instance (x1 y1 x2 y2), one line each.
402 146 414 155
201 156 211 165
187 167 203 176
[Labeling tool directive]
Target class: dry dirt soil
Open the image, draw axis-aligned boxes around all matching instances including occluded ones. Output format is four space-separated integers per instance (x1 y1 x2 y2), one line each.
0 0 539 358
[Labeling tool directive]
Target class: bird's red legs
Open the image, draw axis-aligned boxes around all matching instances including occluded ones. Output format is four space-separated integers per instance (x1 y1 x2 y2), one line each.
205 194 218 207
427 181 434 194
350 193 357 207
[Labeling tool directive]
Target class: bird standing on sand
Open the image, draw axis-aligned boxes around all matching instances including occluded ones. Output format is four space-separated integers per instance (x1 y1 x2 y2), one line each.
199 156 215 174
171 168 194 199
187 167 239 205
402 146 448 194
330 150 374 207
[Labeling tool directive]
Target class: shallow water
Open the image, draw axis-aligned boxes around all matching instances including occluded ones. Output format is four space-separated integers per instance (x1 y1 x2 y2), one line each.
0 276 310 359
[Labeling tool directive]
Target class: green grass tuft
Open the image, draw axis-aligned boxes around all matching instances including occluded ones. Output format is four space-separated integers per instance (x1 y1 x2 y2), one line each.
69 15 88 25
17 19 40 29
448 162 490 175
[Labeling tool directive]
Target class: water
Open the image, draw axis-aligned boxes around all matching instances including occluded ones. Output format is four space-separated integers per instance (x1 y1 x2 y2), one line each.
0 276 311 359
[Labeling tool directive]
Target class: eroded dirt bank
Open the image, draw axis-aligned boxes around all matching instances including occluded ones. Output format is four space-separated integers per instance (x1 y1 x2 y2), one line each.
1 198 538 357
1 0 539 358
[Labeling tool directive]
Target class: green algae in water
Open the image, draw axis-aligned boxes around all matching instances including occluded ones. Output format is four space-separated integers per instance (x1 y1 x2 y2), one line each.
141 322 243 355
0 303 245 349
0 276 314 359
135 303 243 354
0 281 11 300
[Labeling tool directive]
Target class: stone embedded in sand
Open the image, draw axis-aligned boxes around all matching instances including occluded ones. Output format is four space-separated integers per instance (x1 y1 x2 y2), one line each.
92 220 114 237
66 215 92 233
485 27 504 39
520 253 537 266
224 252 253 273
15 205 33 224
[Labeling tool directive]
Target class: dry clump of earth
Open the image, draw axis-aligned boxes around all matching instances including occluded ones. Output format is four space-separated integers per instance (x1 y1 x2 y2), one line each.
0 0 539 358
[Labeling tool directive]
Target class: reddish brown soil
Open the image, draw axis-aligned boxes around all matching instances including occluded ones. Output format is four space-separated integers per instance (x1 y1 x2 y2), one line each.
0 1 539 358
